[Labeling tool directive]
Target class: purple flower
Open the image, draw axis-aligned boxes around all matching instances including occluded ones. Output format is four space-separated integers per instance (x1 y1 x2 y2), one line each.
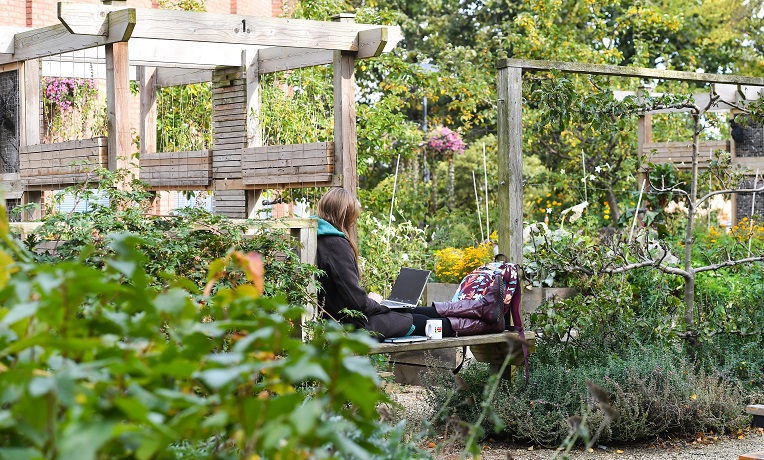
427 126 466 157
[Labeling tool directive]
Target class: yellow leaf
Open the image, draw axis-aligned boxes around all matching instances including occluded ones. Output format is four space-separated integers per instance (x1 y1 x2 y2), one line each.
617 450 624 454
528 446 534 451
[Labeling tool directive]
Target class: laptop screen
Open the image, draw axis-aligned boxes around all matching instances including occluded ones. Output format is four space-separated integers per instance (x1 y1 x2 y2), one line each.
388 268 431 304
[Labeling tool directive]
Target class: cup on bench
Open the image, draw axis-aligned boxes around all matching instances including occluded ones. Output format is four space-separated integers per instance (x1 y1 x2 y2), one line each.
425 319 443 340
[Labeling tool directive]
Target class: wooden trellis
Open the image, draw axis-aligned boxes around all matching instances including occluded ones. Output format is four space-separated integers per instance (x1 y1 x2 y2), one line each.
0 3 402 219
496 58 764 263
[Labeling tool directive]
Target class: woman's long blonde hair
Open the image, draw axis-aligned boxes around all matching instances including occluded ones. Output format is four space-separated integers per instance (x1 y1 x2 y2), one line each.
317 187 361 261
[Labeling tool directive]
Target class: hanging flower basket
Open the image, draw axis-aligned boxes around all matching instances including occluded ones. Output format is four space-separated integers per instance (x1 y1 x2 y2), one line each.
426 126 466 160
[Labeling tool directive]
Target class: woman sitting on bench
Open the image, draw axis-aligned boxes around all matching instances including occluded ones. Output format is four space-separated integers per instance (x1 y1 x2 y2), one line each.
315 188 507 340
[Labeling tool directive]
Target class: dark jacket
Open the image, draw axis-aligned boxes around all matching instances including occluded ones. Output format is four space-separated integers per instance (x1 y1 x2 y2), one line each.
315 218 413 339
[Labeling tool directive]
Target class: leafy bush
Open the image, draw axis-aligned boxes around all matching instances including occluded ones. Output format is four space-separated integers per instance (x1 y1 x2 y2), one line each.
423 344 755 446
0 201 425 458
24 170 318 308
357 214 429 295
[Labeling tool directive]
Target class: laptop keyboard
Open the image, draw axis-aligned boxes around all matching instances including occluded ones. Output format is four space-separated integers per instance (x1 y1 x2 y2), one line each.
380 299 415 308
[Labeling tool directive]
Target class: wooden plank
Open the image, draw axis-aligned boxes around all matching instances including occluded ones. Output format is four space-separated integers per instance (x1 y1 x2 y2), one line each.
127 38 258 70
258 48 333 74
733 157 764 171
14 9 135 61
498 58 764 87
242 173 334 185
154 67 211 87
497 66 523 264
128 9 371 51
370 331 535 355
21 138 106 154
746 405 764 416
58 2 125 36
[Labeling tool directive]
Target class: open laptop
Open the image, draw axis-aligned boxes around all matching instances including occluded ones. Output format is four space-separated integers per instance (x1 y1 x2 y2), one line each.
379 268 431 309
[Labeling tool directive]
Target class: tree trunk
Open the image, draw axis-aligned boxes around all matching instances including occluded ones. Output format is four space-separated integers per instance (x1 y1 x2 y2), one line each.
412 151 420 197
684 113 700 330
606 187 619 224
447 156 455 210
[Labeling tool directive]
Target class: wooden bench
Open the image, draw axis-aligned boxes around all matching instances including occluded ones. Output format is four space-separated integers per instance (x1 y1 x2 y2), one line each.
370 331 535 379
746 404 764 428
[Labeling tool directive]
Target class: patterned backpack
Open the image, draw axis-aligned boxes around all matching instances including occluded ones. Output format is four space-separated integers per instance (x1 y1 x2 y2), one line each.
452 260 529 382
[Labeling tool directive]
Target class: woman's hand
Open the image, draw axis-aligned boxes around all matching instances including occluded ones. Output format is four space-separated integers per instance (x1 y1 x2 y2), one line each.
368 292 383 303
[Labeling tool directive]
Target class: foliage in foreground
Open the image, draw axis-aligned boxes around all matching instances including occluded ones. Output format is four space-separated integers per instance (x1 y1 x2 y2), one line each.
0 203 425 459
23 170 318 308
424 344 758 447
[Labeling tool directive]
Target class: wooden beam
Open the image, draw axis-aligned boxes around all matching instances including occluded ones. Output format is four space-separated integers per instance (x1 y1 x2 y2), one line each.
497 66 523 264
258 48 333 74
57 3 399 52
154 67 211 87
106 42 132 174
129 38 260 69
14 9 135 61
497 58 764 87
58 2 125 36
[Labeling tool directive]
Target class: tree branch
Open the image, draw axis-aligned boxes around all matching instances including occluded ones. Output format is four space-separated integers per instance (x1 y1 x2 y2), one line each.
694 255 764 274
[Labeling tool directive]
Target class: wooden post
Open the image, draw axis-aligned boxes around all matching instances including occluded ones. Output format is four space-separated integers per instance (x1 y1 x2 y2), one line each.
138 66 157 156
244 49 263 218
332 13 358 242
332 13 357 197
497 64 523 263
20 59 42 221
105 42 133 178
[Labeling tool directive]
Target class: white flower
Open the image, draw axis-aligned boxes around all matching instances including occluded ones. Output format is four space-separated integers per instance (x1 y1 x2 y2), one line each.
595 165 602 173
401 253 409 261
560 169 566 175
546 208 552 213
589 174 596 181
561 201 589 224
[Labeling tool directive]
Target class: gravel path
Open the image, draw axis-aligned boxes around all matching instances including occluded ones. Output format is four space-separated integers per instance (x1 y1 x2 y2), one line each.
479 432 764 460
388 384 764 460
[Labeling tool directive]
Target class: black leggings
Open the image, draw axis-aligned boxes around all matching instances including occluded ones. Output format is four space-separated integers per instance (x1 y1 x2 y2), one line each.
410 306 455 337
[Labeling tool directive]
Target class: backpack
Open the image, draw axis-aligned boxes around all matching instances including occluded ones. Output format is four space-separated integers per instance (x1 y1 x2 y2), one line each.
452 261 529 383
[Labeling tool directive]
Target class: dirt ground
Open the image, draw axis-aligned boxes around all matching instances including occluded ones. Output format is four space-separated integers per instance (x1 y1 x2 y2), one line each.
388 384 764 460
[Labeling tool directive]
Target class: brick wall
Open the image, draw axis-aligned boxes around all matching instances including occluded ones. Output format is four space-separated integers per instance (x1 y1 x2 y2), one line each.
3 0 277 28
0 0 27 27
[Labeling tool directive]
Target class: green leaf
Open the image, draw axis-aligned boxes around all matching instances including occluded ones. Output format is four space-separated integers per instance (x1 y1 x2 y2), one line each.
154 289 192 316
2 303 39 326
196 366 244 390
58 422 116 460
0 447 44 460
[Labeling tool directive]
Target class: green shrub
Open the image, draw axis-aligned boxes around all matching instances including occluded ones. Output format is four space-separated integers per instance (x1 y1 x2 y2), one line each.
0 203 425 458
423 344 753 446
25 170 318 308
357 214 429 295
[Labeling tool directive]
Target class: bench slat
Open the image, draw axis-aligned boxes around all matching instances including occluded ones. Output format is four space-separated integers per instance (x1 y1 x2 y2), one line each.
746 405 764 416
370 331 535 355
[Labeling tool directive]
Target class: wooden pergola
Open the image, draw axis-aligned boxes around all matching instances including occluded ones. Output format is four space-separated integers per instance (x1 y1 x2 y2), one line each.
496 58 764 263
0 2 402 219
